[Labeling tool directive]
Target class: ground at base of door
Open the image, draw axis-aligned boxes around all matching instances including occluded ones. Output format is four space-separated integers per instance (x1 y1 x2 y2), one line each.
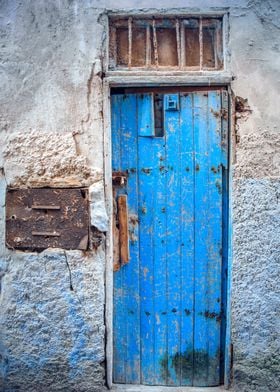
112 384 225 392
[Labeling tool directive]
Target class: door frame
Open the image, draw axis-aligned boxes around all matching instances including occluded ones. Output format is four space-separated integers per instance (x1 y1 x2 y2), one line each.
103 75 234 389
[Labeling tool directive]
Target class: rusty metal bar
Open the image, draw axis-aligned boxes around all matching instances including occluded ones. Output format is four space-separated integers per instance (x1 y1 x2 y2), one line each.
128 17 132 68
110 26 117 69
176 19 181 68
180 20 186 68
146 24 151 68
214 20 219 69
32 231 61 237
152 19 159 68
199 17 203 70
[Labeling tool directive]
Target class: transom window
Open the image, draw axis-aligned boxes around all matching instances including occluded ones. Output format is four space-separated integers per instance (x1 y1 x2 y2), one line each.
109 17 223 71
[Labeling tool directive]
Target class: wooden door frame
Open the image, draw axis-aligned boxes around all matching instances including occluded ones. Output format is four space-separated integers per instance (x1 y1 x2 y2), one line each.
103 75 233 389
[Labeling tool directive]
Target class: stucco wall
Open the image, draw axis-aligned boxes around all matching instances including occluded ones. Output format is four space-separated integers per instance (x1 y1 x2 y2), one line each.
0 1 279 391
230 3 280 391
0 3 107 391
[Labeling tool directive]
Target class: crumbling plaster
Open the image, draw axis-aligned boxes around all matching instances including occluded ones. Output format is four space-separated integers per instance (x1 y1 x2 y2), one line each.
0 0 279 391
229 2 280 391
0 2 108 391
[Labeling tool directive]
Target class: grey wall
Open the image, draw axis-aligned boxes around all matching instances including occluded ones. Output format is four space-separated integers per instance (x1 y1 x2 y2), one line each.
230 3 280 391
0 1 279 391
0 2 107 391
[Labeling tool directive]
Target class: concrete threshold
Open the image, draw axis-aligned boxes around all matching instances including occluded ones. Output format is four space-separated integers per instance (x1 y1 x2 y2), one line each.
112 384 225 392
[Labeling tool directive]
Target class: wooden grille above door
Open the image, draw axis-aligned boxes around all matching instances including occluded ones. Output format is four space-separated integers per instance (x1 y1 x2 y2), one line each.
109 17 223 71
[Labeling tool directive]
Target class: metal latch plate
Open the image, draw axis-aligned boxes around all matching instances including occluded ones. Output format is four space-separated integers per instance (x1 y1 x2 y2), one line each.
164 94 179 111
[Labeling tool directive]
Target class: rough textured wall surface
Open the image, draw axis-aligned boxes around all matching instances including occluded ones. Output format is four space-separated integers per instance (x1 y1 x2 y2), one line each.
0 250 105 391
0 1 108 391
0 0 279 391
230 2 280 391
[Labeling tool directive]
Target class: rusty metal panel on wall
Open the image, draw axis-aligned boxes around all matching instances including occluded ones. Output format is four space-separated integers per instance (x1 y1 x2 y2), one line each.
6 188 89 251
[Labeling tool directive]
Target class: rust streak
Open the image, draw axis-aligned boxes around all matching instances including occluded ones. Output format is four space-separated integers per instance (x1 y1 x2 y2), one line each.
199 17 203 70
176 19 181 68
128 17 132 68
152 19 159 68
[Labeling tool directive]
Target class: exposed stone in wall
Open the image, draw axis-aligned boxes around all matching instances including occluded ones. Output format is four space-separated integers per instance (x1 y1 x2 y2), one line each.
2 130 102 188
89 181 109 233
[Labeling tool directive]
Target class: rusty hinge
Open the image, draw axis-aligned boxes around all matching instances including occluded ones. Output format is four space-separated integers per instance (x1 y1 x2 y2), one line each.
112 171 127 187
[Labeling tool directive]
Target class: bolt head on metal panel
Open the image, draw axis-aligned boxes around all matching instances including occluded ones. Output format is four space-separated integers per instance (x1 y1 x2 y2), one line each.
6 188 89 251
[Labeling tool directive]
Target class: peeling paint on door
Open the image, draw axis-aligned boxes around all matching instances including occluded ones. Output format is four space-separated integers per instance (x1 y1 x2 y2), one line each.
112 89 228 387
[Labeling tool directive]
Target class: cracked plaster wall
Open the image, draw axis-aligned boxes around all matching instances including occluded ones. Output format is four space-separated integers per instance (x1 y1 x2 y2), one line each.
0 0 280 391
0 1 108 391
229 2 280 391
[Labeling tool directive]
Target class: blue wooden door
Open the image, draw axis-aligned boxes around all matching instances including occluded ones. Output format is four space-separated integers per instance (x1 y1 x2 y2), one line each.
112 90 228 386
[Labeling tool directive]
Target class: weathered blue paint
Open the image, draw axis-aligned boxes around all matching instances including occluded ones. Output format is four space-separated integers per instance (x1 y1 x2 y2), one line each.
112 91 228 386
138 93 155 137
223 91 232 390
179 93 195 386
164 94 181 385
112 94 140 383
221 90 230 386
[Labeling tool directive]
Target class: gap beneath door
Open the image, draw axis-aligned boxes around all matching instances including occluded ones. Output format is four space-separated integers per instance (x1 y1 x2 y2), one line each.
112 384 225 392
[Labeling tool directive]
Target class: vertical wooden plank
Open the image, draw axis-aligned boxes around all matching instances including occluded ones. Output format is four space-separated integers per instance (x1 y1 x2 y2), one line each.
111 95 122 173
193 90 224 386
221 90 229 170
225 160 232 389
138 93 155 137
112 95 126 383
118 195 129 264
112 94 141 384
221 90 229 385
137 93 159 384
220 157 228 384
111 95 121 271
164 94 181 386
193 91 209 386
104 80 113 389
120 94 140 384
153 132 168 385
207 90 223 385
179 93 195 386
